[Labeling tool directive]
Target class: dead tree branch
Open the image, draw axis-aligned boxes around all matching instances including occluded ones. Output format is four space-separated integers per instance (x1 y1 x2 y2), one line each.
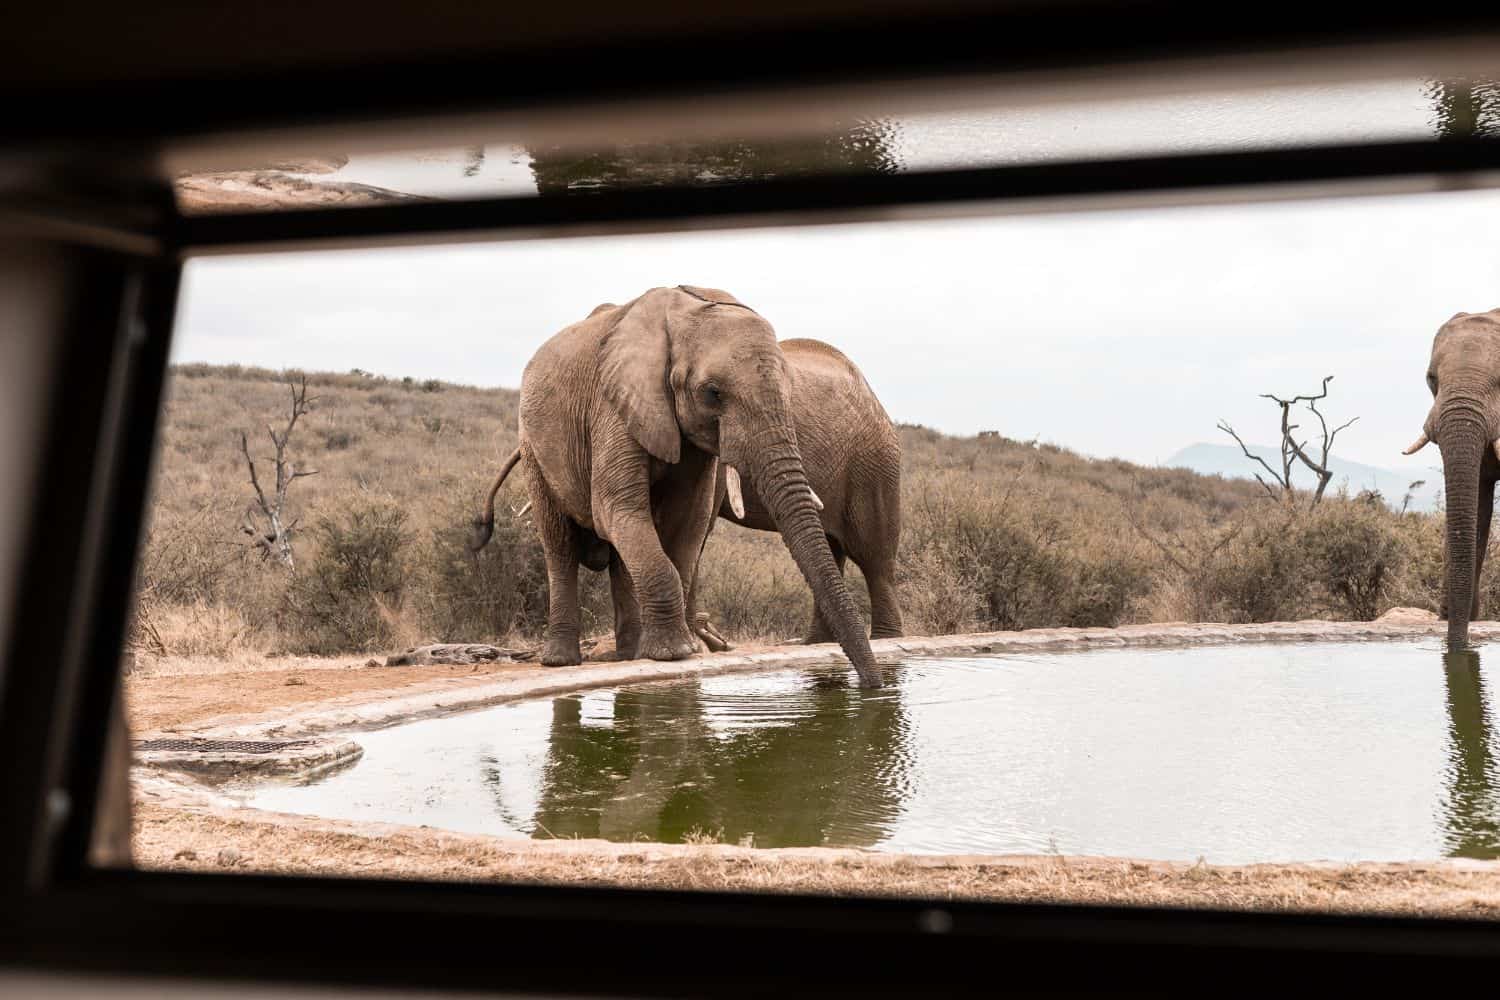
1216 420 1286 501
240 375 319 569
1223 375 1358 506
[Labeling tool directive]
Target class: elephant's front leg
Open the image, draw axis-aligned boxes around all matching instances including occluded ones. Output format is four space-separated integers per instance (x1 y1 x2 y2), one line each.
605 508 697 660
597 477 698 662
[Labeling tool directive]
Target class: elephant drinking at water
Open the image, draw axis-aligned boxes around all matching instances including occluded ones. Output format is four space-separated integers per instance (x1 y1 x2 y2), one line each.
689 337 903 647
471 285 882 688
1405 309 1500 648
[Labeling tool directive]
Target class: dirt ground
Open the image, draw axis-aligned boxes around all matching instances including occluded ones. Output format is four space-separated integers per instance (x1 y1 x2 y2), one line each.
126 656 533 734
124 621 1500 918
131 793 1500 918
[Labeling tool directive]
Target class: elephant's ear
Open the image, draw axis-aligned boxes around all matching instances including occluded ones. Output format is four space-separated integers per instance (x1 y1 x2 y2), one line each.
598 290 682 464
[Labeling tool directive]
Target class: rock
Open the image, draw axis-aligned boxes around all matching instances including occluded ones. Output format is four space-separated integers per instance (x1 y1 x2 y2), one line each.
216 848 242 867
384 643 530 667
1375 607 1440 625
174 170 428 215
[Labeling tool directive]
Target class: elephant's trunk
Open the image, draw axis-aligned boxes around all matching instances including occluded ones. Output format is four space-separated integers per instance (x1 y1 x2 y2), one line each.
746 429 883 688
1439 406 1487 648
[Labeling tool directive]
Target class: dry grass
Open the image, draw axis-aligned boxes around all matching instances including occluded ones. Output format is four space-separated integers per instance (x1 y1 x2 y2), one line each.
131 800 1500 918
135 363 1465 663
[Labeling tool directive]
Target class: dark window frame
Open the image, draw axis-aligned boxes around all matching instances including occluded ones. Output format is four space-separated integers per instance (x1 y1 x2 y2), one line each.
8 8 1500 991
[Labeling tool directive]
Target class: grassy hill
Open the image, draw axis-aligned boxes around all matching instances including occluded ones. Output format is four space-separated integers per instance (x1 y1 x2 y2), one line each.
134 364 1456 659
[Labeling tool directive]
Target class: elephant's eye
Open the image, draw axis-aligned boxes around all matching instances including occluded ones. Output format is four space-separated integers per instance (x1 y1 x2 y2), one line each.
701 383 723 406
1427 373 1438 393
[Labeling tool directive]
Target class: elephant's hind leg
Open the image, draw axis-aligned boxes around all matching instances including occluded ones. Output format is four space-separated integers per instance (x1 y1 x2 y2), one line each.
608 550 642 660
527 460 584 667
864 558 904 639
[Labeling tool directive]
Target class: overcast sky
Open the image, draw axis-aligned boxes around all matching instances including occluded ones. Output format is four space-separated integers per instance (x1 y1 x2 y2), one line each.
173 184 1500 478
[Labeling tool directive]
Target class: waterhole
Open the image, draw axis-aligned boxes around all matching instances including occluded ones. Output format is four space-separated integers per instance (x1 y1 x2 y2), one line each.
240 640 1500 863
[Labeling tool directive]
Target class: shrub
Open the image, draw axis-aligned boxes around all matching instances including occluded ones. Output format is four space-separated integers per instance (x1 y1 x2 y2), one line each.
696 528 816 640
1200 505 1309 623
283 496 413 653
1302 496 1406 620
418 486 552 644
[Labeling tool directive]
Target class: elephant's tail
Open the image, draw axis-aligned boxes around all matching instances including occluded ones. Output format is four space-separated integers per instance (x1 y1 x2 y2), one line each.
470 446 523 552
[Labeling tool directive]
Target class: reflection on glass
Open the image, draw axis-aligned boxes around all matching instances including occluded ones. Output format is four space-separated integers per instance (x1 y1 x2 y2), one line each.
171 76 1500 213
1427 80 1500 140
515 671 911 847
525 120 900 195
1440 649 1500 859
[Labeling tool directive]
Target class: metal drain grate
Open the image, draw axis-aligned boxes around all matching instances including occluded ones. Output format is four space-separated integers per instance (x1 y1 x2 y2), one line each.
134 738 316 755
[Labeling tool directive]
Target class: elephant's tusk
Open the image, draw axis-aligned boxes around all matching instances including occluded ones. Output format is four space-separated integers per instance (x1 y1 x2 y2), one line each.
724 465 746 519
1493 439 1500 464
1402 432 1431 455
808 486 824 512
514 501 532 518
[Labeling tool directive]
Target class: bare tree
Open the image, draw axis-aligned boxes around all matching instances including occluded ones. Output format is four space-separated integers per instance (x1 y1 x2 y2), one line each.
1218 375 1358 506
1401 480 1427 517
240 375 319 569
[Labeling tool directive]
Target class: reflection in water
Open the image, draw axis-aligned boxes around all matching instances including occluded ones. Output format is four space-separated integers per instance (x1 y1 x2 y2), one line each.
525 120 900 195
510 670 911 847
1440 649 1500 858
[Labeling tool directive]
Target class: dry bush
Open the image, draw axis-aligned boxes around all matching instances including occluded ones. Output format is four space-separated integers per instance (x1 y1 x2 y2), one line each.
1202 505 1310 623
146 601 262 659
1302 492 1409 620
898 544 981 635
283 494 414 653
416 474 558 645
1131 501 1308 624
696 527 817 640
900 469 1154 632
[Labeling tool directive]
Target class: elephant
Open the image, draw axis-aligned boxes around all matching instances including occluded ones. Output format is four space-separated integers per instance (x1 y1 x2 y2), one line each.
470 285 882 688
688 338 903 645
1403 309 1500 647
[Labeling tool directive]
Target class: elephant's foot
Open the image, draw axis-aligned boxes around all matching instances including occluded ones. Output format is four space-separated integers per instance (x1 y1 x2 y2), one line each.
639 621 699 662
540 634 582 667
612 629 642 661
692 612 732 653
871 626 904 640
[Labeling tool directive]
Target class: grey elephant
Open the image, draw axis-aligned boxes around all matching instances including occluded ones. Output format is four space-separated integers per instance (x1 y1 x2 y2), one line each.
1403 309 1500 647
471 285 882 688
689 338 903 645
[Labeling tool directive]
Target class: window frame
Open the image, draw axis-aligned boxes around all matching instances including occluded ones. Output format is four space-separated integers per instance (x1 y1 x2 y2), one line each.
7 8 1500 990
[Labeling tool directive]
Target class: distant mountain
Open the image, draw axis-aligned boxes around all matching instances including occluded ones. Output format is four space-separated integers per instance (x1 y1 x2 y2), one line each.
1165 443 1442 512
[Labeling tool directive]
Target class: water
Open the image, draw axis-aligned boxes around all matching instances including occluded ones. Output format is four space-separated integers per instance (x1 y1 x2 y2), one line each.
241 640 1500 864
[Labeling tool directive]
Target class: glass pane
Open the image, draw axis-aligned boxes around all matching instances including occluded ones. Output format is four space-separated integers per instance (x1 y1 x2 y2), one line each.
172 77 1500 214
126 174 1500 918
